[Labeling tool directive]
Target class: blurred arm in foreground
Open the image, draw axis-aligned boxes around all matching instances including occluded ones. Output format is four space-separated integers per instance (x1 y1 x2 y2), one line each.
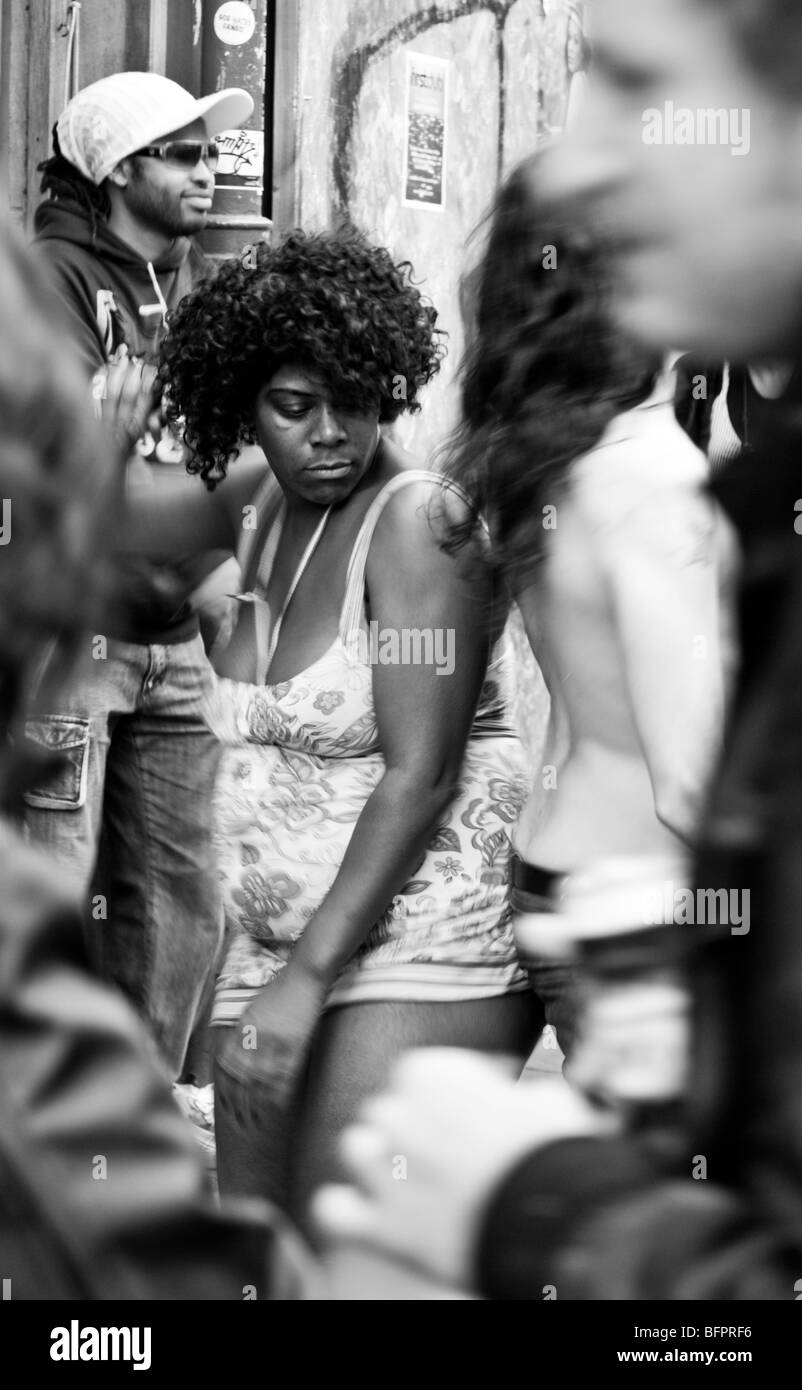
0 221 311 1298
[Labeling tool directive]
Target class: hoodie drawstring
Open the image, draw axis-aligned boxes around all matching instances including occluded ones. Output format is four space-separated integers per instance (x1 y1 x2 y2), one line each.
139 262 170 332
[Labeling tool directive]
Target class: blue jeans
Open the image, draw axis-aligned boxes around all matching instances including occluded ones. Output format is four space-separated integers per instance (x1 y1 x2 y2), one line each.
23 635 223 1079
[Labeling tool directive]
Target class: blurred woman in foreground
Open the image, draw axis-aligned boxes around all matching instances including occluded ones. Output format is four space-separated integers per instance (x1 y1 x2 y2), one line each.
444 153 735 1097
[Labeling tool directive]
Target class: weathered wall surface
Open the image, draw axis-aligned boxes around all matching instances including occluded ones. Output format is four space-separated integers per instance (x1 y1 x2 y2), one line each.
293 0 575 464
3 0 154 230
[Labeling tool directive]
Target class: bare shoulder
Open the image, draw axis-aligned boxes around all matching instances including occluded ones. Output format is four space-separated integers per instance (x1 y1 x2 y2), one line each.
571 404 711 532
374 436 472 525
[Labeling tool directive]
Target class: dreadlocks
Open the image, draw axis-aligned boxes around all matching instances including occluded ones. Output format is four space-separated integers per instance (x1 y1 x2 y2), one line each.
37 126 111 237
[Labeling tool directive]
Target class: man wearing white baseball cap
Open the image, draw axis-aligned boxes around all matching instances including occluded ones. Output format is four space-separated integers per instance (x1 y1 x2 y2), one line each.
35 72 253 365
25 72 253 1083
56 71 253 189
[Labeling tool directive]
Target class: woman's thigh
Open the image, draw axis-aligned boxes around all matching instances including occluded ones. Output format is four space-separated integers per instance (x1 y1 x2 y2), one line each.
289 991 542 1232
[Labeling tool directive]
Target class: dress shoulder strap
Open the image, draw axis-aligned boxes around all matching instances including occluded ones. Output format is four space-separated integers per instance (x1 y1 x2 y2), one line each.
227 470 285 687
236 469 284 593
339 469 472 639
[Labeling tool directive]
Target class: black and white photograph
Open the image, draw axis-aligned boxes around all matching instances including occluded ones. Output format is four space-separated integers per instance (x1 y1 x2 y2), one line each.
0 0 800 1356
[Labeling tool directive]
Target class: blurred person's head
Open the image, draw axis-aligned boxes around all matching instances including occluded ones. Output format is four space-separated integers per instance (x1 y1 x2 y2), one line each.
0 225 117 812
443 150 659 591
159 227 445 492
542 0 802 359
565 4 590 76
38 72 252 249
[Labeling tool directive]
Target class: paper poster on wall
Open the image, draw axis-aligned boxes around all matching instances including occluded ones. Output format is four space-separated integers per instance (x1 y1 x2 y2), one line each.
403 52 449 211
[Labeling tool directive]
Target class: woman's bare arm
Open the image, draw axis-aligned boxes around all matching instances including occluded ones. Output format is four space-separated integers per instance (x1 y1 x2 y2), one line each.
289 480 493 985
120 450 273 561
95 355 275 561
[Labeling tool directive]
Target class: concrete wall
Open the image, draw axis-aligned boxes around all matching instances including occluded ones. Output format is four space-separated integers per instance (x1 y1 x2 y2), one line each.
292 0 576 463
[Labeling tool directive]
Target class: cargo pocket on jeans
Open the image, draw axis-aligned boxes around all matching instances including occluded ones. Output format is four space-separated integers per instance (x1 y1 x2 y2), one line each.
22 716 91 810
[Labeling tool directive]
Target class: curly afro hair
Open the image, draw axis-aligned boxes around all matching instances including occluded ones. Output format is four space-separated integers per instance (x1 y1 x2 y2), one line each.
159 226 447 486
442 151 660 590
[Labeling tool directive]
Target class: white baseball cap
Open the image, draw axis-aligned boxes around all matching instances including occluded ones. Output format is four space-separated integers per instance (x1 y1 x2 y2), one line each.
57 71 254 185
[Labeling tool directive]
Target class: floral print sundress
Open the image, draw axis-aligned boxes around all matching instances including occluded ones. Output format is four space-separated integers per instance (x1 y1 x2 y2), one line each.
203 470 531 1024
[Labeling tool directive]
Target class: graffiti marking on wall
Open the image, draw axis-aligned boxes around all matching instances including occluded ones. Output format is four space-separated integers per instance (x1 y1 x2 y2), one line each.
216 127 264 181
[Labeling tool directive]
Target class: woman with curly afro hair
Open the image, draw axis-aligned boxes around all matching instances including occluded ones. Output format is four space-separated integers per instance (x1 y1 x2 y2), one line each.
125 226 540 1224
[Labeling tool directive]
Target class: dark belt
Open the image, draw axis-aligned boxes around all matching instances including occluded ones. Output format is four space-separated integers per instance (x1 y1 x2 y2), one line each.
576 923 702 977
509 853 564 899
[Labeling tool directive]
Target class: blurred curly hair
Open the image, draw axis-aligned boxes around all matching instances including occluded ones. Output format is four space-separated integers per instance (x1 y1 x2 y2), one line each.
441 150 660 592
159 227 446 486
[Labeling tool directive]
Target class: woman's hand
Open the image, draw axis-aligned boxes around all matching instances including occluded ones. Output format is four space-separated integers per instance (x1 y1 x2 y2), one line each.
215 964 328 1124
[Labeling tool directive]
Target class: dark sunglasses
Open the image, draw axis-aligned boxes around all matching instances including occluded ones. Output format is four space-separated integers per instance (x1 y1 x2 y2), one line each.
134 141 220 171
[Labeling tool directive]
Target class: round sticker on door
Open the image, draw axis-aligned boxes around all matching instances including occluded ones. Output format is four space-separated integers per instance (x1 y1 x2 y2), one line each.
214 2 256 46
